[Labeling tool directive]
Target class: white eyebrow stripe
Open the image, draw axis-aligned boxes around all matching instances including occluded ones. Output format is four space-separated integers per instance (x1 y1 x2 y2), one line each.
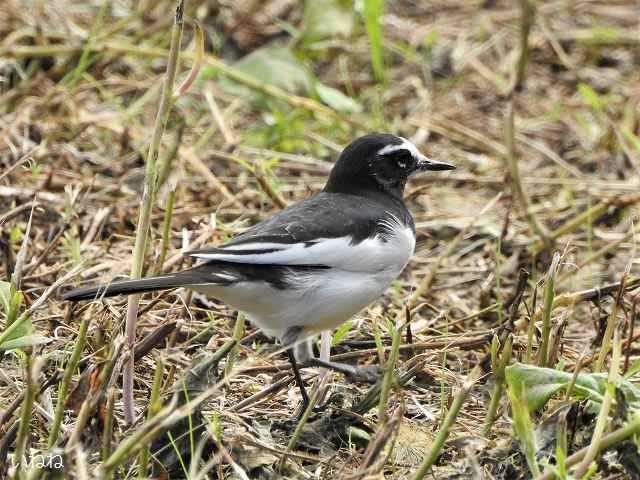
377 137 421 159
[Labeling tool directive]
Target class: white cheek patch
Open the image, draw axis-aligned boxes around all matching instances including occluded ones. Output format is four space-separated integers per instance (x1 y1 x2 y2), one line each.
377 137 421 160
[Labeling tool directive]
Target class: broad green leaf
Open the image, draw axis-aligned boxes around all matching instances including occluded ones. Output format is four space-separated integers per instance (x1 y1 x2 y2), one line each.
315 83 362 113
219 46 313 98
210 44 359 113
506 363 640 412
0 314 34 347
0 334 51 351
524 383 568 412
303 0 354 41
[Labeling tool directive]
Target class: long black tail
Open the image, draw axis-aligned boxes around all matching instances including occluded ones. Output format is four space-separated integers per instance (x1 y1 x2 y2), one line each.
61 273 191 302
61 260 313 302
60 261 227 302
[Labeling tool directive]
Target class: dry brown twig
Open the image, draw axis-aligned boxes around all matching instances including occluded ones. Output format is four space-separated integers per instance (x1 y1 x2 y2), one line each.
122 0 199 423
502 0 553 252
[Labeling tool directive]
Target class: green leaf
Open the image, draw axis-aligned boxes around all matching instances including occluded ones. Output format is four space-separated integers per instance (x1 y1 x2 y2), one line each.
303 0 354 41
506 363 640 413
0 334 51 351
314 83 362 113
347 426 371 441
1 281 23 328
219 46 313 98
0 314 33 345
1 281 35 351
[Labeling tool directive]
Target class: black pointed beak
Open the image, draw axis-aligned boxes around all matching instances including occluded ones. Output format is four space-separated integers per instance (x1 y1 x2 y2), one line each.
416 154 456 171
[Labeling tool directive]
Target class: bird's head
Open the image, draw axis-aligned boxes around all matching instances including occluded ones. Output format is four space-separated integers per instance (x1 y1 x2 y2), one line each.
324 133 456 199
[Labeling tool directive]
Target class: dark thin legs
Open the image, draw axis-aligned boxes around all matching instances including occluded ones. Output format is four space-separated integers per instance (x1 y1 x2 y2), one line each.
281 327 380 419
286 348 310 415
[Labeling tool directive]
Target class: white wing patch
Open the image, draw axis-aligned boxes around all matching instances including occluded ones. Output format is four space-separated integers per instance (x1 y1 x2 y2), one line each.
189 220 415 274
213 272 237 281
221 242 296 252
189 237 363 269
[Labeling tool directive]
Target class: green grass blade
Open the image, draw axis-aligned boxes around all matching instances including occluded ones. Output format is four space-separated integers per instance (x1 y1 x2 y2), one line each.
363 0 385 84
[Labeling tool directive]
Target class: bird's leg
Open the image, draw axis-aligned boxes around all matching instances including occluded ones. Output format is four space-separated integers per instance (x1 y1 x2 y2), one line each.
286 348 310 415
283 326 381 385
282 327 328 420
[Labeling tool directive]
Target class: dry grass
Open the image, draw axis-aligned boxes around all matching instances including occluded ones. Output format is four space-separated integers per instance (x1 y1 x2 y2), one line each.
1 0 640 478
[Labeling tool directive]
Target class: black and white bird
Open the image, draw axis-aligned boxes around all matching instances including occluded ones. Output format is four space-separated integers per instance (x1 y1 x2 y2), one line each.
63 133 455 411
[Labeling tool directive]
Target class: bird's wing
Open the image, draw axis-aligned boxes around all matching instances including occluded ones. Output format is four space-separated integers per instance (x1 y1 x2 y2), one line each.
186 193 402 269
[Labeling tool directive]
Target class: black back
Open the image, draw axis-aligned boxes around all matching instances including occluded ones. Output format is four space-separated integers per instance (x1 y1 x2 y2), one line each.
219 192 413 250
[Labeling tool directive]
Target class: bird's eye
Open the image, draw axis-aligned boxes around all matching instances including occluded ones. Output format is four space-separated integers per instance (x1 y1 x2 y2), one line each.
394 151 412 169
